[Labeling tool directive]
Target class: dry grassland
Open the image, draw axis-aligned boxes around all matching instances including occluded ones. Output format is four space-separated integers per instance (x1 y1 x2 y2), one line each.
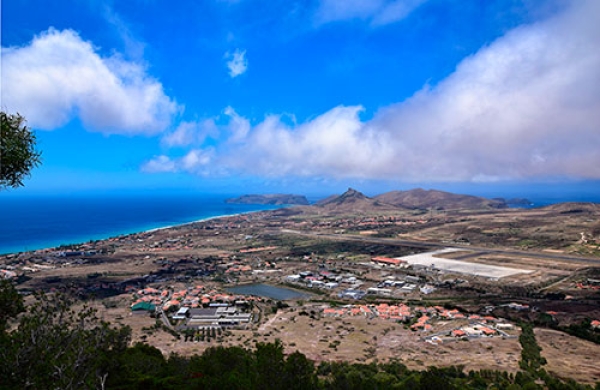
231 309 519 372
535 328 600 385
89 299 523 374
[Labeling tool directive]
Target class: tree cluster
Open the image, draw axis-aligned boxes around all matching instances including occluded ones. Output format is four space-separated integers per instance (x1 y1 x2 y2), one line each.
1 281 599 389
518 322 547 372
0 281 130 389
0 111 42 189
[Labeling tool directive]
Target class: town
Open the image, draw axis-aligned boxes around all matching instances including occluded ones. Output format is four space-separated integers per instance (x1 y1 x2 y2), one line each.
1 192 599 383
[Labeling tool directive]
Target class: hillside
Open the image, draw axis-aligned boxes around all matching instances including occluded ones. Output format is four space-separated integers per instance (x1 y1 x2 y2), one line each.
538 202 600 213
313 188 401 214
374 188 507 210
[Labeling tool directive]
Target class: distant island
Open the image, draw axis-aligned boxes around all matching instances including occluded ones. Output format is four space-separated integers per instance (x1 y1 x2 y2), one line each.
2 186 600 388
225 193 310 205
494 197 534 207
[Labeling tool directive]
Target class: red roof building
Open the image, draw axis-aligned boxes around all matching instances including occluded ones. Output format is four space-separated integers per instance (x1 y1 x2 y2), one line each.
372 257 406 267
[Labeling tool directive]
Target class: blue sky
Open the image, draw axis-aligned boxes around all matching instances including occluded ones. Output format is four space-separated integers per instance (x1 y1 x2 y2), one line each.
2 0 599 196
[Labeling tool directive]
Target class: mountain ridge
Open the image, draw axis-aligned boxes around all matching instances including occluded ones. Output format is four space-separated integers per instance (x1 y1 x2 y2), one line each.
373 188 508 210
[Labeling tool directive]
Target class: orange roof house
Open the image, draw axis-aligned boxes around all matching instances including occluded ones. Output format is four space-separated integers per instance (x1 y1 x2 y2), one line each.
372 257 406 266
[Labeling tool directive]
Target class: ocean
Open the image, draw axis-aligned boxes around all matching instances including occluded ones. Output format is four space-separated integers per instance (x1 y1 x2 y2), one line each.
0 192 282 255
1 187 599 256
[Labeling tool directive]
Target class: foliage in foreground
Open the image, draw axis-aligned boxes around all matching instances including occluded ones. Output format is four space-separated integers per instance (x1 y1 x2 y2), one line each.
1 281 599 390
0 284 130 389
0 111 42 189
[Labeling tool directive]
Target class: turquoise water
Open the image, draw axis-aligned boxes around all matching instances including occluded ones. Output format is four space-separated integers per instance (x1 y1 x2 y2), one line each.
2 186 599 255
0 192 281 255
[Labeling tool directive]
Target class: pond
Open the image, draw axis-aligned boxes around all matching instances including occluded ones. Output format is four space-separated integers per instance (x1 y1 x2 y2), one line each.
226 284 309 300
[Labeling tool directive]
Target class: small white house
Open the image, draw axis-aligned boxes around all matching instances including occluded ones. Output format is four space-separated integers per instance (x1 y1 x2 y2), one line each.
173 307 189 320
496 323 515 330
420 285 436 295
285 275 301 283
309 280 325 288
367 287 392 296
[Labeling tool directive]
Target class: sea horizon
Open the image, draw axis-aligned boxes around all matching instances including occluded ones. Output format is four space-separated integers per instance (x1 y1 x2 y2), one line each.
1 188 599 256
0 192 283 256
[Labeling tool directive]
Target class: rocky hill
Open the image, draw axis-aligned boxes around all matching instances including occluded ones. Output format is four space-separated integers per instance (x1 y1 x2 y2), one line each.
315 188 369 206
374 188 507 210
313 188 402 214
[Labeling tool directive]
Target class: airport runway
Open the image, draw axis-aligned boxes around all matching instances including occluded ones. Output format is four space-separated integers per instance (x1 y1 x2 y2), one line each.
278 229 600 266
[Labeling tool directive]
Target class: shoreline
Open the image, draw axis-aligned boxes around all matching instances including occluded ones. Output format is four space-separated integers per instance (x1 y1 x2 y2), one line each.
1 208 279 257
142 210 261 234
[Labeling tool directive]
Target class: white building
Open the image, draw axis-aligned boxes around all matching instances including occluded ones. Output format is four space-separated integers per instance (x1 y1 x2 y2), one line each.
367 287 392 296
173 307 190 320
420 285 436 295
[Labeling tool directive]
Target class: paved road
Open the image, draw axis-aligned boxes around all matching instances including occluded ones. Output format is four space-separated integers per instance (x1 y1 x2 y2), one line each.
278 229 600 266
160 309 174 330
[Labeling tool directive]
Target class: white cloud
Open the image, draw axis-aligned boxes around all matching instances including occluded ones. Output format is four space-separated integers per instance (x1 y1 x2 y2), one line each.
161 107 249 148
314 0 426 27
162 119 218 147
141 155 177 173
364 0 600 181
315 0 382 24
221 106 395 178
102 5 146 61
225 49 248 77
142 149 213 174
1 28 178 134
181 149 213 171
150 1 600 182
223 106 250 141
372 0 428 26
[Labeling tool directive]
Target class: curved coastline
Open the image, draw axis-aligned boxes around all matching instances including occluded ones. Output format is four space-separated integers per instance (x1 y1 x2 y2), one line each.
0 203 282 256
142 210 263 234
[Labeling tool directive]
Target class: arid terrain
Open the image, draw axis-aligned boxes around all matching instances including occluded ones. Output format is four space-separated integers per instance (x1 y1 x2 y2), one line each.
2 189 599 383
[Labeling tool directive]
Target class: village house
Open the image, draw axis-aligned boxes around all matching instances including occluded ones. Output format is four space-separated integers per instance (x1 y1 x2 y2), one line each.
371 256 406 268
420 285 436 294
285 274 301 283
367 287 392 296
